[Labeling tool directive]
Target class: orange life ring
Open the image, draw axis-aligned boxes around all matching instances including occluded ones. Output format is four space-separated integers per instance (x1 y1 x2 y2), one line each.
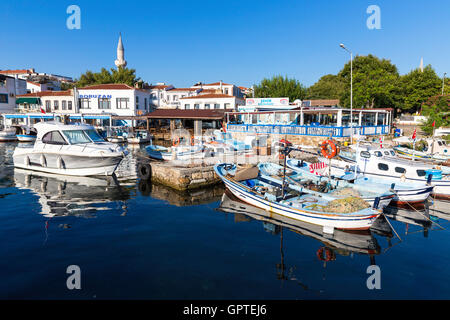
321 139 339 159
172 137 180 147
317 247 336 262
190 136 195 146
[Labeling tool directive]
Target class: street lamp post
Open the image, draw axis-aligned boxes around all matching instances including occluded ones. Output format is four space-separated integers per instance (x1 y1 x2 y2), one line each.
443 72 447 95
340 43 353 144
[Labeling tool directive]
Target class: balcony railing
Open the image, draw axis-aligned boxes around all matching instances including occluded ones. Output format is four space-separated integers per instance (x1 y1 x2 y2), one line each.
226 123 390 137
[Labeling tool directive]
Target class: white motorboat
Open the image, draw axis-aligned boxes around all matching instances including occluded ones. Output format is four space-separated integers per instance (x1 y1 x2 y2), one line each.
13 122 127 176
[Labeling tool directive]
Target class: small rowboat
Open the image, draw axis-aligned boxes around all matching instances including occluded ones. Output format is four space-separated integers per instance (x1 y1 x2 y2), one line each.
214 163 382 232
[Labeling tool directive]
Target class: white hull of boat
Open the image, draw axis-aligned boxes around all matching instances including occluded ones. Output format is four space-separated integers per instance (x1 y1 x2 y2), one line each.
16 135 36 142
13 162 120 176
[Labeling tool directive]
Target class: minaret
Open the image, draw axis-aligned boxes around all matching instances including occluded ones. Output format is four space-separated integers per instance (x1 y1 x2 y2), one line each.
115 33 127 69
419 57 423 72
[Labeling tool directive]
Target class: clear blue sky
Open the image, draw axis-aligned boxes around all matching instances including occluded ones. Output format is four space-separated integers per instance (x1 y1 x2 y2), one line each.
1 0 449 88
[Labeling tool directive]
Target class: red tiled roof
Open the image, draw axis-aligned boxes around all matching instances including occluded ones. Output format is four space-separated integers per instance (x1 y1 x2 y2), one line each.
201 82 232 86
0 69 31 74
167 88 200 92
79 83 134 90
17 90 72 97
147 84 170 90
180 94 235 100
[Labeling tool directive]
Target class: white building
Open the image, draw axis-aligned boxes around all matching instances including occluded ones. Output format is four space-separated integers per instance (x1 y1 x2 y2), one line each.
77 83 150 116
191 81 245 98
0 75 27 113
179 93 244 110
15 83 151 117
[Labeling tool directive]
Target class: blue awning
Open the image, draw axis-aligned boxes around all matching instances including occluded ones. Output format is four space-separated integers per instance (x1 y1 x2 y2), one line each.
29 115 55 119
4 114 28 119
69 115 82 119
82 115 111 120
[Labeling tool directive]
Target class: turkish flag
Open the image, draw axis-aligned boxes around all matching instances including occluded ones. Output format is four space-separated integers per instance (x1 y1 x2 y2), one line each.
432 120 435 127
412 128 417 140
40 106 46 114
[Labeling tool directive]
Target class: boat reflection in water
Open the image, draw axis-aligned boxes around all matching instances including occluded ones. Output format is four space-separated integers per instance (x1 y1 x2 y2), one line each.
217 190 381 260
13 168 135 218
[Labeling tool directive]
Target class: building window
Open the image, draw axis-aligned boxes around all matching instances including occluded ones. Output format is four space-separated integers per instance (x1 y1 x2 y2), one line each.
225 88 229 95
194 104 200 109
98 98 111 109
224 103 231 109
145 98 148 110
214 103 220 109
54 101 59 110
79 98 90 109
205 104 210 109
0 94 8 104
173 95 178 101
45 100 51 112
136 96 139 103
184 104 190 110
68 101 72 110
116 98 129 109
62 100 67 110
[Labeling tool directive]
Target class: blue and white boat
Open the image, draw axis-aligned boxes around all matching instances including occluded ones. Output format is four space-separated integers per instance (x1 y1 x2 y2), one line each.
212 130 252 152
145 143 204 161
258 161 395 209
14 125 37 142
214 163 382 232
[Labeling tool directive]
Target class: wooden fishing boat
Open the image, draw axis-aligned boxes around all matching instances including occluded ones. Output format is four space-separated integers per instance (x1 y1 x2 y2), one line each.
214 163 382 232
258 161 395 209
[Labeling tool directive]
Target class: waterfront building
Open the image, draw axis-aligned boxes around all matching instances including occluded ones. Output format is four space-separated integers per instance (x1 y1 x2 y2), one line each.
191 81 245 98
0 75 27 113
179 93 244 110
0 68 73 90
225 107 393 142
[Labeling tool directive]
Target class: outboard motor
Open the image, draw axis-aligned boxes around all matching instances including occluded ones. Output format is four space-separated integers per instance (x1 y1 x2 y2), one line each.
373 197 380 210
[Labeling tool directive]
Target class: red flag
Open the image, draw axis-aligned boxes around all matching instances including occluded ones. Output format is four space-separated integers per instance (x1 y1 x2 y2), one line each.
432 120 435 127
40 106 46 114
412 128 417 140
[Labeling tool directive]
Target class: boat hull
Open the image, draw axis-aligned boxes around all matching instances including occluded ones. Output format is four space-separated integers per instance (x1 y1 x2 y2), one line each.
13 152 123 176
16 134 36 142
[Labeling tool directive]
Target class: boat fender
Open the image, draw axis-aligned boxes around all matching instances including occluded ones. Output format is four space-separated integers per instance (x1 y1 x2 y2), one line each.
373 197 380 209
40 154 47 167
137 163 152 181
320 140 339 159
190 136 195 146
57 156 65 169
426 173 433 185
172 137 180 147
317 247 336 262
24 155 30 166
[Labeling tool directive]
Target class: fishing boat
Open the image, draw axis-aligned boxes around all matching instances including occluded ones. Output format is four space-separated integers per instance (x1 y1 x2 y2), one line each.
258 161 394 209
0 127 18 142
286 158 434 207
13 122 127 176
127 129 152 144
14 125 37 142
214 163 382 232
145 143 204 161
321 146 450 200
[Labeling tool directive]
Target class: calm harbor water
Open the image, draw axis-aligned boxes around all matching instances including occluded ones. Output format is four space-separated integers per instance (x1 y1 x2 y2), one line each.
1 142 450 299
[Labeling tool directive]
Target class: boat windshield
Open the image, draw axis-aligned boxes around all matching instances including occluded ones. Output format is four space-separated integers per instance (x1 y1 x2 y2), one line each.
62 130 93 144
84 129 105 142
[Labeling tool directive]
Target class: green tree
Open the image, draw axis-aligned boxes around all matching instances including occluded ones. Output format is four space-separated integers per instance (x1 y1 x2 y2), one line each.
75 67 140 87
306 74 344 100
399 65 443 113
253 75 306 102
338 54 401 109
420 95 450 135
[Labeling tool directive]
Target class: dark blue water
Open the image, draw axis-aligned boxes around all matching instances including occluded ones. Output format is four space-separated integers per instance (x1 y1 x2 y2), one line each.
1 142 450 299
